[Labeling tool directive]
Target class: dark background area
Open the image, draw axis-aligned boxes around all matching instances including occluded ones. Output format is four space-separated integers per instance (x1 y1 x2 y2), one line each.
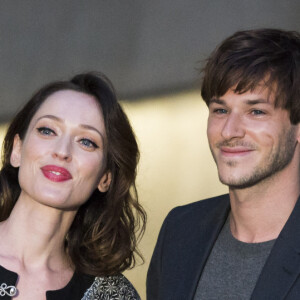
0 0 299 122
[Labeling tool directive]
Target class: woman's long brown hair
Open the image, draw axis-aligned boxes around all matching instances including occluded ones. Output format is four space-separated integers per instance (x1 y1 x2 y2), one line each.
0 72 146 276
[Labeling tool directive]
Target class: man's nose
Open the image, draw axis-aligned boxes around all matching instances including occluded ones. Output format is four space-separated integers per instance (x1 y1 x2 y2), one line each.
221 113 245 140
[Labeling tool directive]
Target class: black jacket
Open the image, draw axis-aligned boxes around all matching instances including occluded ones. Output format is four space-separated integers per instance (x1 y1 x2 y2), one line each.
147 194 300 299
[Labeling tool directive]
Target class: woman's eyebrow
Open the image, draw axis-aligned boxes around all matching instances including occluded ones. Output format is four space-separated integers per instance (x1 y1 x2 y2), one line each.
36 114 61 122
79 124 104 140
36 115 104 140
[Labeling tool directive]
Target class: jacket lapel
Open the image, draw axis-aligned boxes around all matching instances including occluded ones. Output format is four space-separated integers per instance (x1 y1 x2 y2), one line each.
251 196 300 300
181 195 230 299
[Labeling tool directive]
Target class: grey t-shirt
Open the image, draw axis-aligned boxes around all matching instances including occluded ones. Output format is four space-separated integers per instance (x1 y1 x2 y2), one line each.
194 218 275 300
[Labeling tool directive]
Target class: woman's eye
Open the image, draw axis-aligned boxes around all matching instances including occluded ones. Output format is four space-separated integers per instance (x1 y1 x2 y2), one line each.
79 138 99 149
37 127 56 136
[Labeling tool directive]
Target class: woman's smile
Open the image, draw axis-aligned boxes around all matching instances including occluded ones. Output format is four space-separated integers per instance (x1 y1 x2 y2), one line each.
41 165 73 182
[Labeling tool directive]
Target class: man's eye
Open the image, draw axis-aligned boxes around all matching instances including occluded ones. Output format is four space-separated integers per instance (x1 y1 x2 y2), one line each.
37 127 55 136
79 138 99 149
251 110 265 115
213 108 227 114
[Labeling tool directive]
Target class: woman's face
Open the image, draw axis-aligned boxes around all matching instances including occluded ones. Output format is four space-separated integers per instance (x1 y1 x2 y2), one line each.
10 90 111 210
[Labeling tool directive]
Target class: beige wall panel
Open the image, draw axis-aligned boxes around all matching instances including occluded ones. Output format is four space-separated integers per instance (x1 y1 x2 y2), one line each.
122 92 227 298
0 125 8 163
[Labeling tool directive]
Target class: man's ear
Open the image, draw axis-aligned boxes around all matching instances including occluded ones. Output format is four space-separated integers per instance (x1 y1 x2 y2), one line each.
10 134 22 168
98 171 112 192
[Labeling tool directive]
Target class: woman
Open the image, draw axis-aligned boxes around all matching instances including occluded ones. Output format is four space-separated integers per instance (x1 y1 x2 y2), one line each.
0 72 146 299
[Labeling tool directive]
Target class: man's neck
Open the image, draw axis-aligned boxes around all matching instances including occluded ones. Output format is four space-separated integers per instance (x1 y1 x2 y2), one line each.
228 164 300 243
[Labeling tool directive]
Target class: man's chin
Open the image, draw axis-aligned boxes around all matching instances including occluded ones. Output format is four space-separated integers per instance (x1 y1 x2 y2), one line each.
218 174 258 189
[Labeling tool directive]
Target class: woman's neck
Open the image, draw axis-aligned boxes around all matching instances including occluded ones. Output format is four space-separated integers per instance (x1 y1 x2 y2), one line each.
0 192 77 272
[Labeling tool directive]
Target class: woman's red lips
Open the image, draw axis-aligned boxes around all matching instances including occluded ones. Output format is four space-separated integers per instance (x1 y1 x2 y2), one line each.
41 165 72 182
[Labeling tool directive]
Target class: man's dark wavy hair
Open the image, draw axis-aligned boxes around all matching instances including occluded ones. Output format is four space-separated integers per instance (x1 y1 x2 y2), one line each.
0 72 146 276
201 28 300 124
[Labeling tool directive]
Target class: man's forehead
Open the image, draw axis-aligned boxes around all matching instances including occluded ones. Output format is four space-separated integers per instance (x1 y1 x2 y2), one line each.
209 87 275 105
209 97 271 105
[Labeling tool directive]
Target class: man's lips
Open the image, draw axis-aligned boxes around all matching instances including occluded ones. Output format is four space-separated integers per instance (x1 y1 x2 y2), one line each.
220 147 254 157
41 165 72 182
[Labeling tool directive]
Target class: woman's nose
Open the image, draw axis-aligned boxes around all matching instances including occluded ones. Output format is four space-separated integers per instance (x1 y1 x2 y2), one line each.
52 138 72 162
221 113 245 140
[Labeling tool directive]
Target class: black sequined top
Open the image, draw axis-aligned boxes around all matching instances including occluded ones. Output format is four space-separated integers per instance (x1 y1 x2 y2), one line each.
0 265 140 299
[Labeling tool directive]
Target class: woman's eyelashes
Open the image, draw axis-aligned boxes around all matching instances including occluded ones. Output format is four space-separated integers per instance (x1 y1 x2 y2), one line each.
79 138 99 150
37 126 56 136
36 126 100 150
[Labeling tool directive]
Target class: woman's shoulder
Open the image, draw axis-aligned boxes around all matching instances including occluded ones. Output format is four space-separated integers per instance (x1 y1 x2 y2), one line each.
81 273 140 300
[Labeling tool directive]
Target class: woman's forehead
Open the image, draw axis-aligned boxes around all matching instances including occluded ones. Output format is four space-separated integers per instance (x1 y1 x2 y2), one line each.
30 90 106 133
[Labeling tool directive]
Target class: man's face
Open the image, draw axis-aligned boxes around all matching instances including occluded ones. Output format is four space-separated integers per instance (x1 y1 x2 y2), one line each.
207 87 300 189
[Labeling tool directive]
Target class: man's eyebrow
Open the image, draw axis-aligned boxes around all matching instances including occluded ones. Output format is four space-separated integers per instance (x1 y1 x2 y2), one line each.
209 98 225 105
245 99 270 105
209 98 270 105
36 115 104 140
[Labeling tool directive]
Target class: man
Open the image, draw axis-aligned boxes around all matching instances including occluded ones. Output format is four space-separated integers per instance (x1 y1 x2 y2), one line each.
147 29 300 299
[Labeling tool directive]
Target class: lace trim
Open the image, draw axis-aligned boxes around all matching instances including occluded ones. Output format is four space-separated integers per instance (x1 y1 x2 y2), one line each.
82 274 140 300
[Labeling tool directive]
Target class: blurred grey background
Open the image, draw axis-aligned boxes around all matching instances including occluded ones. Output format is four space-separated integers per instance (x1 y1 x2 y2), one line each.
1 2 300 298
0 0 299 122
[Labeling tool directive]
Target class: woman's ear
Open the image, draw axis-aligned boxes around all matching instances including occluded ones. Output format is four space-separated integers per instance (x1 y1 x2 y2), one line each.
98 171 112 192
10 134 22 168
296 124 300 144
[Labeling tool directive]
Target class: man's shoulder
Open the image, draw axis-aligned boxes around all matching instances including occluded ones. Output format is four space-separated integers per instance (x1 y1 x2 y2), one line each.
156 194 230 247
165 193 230 225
